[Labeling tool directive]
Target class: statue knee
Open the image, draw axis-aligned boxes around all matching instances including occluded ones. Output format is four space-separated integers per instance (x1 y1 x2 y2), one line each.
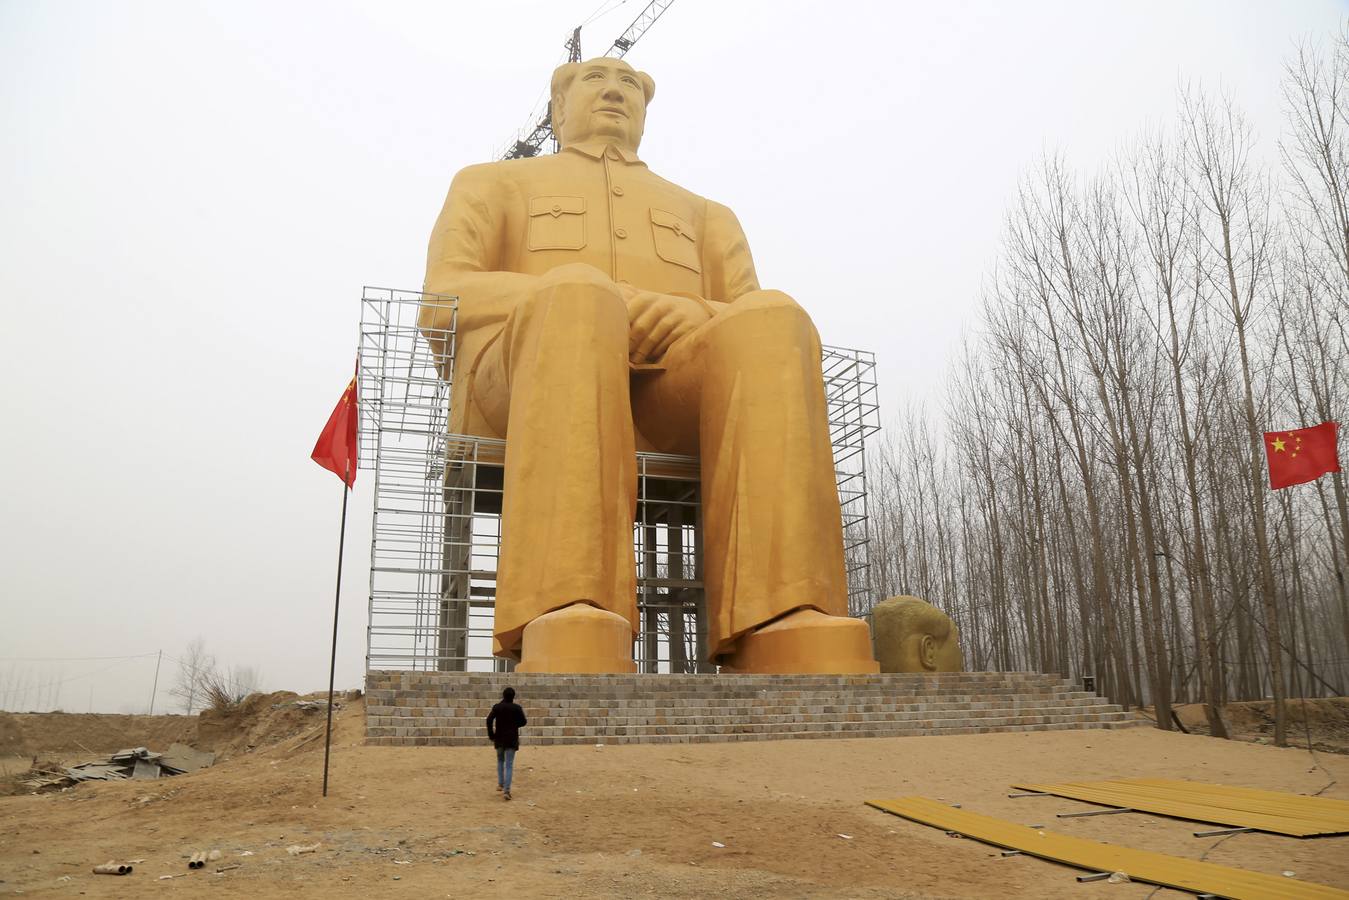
711 290 820 352
735 290 802 315
519 264 626 331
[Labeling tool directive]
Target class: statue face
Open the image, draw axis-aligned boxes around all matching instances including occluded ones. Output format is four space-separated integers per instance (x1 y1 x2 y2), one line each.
556 59 648 150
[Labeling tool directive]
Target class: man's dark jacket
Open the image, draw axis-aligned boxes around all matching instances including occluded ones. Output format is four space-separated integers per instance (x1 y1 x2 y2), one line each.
486 700 527 750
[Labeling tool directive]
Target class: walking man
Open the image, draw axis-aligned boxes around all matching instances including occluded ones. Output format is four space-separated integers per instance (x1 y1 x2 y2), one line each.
486 686 527 800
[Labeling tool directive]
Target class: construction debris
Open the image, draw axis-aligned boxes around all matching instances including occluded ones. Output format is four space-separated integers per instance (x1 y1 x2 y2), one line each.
20 744 215 791
92 861 133 876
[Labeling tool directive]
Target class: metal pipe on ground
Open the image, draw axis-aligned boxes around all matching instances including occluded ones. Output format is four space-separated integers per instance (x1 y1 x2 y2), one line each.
93 862 132 875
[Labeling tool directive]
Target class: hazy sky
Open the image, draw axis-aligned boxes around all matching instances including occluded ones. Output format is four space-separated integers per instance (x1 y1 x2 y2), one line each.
2 0 1343 713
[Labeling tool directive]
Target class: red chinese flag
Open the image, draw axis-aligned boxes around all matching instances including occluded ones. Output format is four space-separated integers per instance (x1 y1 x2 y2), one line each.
1263 421 1340 490
312 373 358 487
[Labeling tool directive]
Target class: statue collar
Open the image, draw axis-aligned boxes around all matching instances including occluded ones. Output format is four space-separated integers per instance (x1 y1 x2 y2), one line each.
563 141 645 165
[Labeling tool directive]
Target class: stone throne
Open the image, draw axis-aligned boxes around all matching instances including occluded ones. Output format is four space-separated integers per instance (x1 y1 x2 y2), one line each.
356 287 880 674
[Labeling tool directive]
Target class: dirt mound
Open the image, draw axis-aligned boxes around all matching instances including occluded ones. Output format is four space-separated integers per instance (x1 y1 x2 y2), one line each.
1172 697 1349 752
0 711 197 757
196 691 342 759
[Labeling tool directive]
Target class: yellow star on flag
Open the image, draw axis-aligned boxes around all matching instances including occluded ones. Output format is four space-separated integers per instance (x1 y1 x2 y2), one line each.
1272 437 1286 452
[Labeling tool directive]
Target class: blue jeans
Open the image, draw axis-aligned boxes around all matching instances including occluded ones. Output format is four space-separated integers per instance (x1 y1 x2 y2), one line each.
496 747 516 790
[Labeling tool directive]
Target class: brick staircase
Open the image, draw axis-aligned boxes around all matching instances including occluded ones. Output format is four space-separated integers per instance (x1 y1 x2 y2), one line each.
364 671 1138 747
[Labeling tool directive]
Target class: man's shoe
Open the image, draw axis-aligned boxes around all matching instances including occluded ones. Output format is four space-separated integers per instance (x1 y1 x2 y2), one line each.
497 784 503 792
503 790 512 801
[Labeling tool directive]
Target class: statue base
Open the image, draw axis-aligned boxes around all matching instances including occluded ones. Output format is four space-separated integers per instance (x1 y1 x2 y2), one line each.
718 608 880 675
514 603 638 674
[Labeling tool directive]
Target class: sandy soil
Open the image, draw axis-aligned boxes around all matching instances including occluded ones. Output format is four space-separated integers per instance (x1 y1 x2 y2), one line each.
1 701 1348 898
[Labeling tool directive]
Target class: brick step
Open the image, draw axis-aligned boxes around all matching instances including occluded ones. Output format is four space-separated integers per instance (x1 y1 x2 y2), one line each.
366 712 1127 739
371 693 1105 712
368 688 1096 706
364 685 1079 701
373 698 1118 723
364 671 1131 746
367 716 1140 747
366 675 1081 695
375 705 1125 730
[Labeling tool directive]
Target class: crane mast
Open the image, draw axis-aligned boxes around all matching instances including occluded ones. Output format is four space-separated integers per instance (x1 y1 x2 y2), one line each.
500 0 675 160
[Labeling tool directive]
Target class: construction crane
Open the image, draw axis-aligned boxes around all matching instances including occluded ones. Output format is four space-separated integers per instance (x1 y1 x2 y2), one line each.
500 0 676 160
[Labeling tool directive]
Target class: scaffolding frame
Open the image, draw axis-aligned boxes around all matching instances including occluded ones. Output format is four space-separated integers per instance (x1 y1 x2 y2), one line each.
358 287 881 672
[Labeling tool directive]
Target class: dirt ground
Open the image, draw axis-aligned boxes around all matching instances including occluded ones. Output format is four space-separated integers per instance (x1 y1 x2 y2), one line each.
2 699 1348 898
1168 697 1349 755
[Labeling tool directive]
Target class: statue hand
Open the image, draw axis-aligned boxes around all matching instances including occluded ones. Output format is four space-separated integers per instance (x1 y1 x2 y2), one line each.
622 287 712 363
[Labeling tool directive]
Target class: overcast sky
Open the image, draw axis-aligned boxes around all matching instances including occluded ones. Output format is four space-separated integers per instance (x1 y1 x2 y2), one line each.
2 0 1343 714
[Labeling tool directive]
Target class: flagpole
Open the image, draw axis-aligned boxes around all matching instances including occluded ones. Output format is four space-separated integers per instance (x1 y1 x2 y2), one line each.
322 469 350 798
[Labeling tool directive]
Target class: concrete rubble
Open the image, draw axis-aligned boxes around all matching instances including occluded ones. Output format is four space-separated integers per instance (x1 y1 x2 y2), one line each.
21 743 215 791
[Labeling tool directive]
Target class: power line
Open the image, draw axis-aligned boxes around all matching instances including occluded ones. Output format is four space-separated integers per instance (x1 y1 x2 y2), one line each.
0 656 146 698
0 653 159 662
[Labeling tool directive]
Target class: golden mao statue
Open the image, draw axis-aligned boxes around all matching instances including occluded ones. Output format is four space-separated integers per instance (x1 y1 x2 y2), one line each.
420 57 879 675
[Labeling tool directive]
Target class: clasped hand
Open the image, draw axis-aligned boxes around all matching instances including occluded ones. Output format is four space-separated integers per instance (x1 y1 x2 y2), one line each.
621 284 712 364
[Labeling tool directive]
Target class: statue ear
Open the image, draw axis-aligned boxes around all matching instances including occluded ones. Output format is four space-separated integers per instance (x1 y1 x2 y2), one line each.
920 634 937 671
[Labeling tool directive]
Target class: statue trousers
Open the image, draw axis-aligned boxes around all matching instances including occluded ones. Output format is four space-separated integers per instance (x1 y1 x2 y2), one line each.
468 264 849 660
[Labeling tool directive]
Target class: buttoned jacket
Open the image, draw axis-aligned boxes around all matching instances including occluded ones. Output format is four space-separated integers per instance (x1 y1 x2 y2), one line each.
422 141 762 433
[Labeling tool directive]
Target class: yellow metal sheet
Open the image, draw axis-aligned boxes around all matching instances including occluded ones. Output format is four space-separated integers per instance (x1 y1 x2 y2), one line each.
866 796 1349 900
1012 778 1349 837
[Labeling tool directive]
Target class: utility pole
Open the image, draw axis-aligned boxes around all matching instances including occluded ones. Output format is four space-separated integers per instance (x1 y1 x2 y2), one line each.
148 649 162 715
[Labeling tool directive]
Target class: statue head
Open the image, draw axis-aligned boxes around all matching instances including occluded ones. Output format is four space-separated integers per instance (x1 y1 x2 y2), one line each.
551 57 656 152
872 596 964 674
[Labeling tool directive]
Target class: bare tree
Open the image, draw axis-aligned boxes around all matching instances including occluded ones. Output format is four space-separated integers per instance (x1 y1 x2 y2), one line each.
169 637 215 716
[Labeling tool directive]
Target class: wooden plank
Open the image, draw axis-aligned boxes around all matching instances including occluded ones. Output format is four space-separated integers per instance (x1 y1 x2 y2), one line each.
866 797 1349 900
1012 779 1349 837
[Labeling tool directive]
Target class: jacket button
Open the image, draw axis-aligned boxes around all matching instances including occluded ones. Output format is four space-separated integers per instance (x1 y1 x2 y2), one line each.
615 227 628 239
552 203 561 213
672 222 682 235
612 186 625 197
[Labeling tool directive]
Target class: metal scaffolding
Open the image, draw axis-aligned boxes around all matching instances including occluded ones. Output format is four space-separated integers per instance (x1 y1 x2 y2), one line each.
357 286 882 672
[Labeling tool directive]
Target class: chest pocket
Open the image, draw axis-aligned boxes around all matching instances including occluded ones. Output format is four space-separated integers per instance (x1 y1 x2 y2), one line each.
650 209 701 274
528 196 586 251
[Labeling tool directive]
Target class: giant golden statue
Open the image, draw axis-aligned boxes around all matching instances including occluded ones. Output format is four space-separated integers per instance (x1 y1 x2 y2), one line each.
420 57 878 675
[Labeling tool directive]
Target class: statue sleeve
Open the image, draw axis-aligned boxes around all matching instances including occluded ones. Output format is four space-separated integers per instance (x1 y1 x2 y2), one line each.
421 164 537 345
701 199 761 304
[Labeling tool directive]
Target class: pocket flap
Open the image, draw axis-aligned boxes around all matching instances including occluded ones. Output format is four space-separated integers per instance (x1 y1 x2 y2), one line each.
650 208 696 242
529 196 585 218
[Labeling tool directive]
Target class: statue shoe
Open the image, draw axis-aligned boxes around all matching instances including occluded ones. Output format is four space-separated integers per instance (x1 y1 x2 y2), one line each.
515 602 637 674
718 608 880 674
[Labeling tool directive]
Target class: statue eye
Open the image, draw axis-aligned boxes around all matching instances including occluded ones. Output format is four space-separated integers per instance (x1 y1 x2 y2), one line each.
584 71 605 81
621 76 638 87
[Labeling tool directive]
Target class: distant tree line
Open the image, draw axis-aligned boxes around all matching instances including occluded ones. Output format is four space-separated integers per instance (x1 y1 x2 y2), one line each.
866 34 1349 746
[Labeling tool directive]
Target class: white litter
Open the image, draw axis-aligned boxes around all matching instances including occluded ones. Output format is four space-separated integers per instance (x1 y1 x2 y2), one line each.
837 834 853 840
711 842 725 848
286 843 321 856
1107 872 1131 884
